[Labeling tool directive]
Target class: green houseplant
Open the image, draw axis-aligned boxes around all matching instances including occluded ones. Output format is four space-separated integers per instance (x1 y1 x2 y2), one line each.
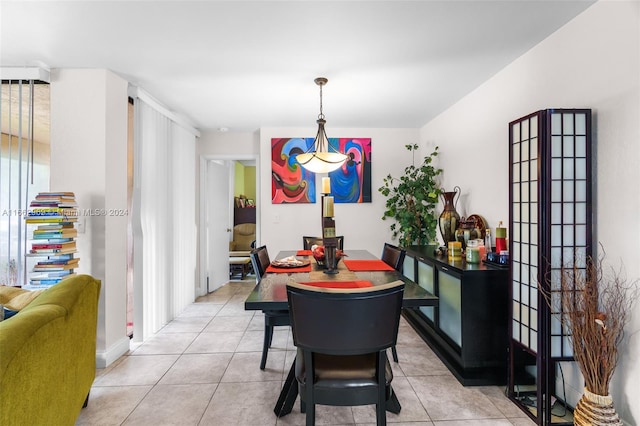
378 144 442 247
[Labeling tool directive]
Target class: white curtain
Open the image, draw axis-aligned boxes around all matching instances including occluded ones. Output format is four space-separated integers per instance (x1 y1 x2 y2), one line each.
132 90 198 341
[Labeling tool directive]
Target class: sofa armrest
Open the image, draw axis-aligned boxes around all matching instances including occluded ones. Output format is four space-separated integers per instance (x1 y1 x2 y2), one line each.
0 275 101 425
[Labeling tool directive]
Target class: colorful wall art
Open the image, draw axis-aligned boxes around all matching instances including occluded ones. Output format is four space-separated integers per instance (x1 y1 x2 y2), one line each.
271 138 316 204
271 137 372 204
329 138 371 203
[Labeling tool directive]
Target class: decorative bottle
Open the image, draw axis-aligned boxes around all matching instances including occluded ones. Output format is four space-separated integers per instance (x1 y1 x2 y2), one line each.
438 186 461 246
485 228 492 255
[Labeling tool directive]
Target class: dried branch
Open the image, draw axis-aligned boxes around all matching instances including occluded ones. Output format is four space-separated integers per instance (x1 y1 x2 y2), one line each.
550 248 639 395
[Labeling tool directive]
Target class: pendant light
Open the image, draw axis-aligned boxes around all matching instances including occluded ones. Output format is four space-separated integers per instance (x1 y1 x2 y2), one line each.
296 77 348 173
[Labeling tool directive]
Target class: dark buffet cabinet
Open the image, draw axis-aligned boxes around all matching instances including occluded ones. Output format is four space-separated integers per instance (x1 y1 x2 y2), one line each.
402 245 510 385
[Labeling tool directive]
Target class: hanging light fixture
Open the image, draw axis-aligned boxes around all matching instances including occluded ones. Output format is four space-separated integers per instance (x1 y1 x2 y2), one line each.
296 77 348 174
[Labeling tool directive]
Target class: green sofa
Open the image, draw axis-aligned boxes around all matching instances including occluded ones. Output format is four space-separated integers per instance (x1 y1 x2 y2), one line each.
0 275 101 425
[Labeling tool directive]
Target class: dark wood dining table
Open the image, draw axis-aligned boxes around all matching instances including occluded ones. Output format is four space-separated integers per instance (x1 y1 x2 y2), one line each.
244 249 438 417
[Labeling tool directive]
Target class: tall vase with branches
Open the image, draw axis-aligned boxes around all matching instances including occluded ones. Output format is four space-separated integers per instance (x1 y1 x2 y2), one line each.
548 248 639 425
378 144 442 247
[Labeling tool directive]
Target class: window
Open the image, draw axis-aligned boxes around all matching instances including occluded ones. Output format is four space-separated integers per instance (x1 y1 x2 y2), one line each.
0 80 50 286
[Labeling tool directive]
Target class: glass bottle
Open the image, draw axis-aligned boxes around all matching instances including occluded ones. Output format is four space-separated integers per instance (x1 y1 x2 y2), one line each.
485 228 492 255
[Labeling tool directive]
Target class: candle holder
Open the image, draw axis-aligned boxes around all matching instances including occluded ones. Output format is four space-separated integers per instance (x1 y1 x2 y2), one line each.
321 182 339 275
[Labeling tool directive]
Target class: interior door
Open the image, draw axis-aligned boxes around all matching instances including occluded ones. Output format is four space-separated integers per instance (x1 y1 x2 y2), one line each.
206 160 232 292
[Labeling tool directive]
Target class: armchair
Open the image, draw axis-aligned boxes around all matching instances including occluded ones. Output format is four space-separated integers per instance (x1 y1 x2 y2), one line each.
229 223 256 279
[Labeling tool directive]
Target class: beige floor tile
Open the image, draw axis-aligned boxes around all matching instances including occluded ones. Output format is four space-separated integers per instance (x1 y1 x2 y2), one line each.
131 332 199 355
218 301 256 317
395 345 450 376
122 383 216 425
432 420 514 426
179 302 224 317
200 381 282 425
94 354 179 386
273 398 355 425
81 281 531 426
76 385 152 425
159 353 233 385
247 313 265 331
185 331 244 353
408 375 505 421
159 315 213 333
236 329 289 353
221 351 287 382
352 376 431 424
397 323 431 347
477 386 530 418
204 314 252 332
508 417 537 425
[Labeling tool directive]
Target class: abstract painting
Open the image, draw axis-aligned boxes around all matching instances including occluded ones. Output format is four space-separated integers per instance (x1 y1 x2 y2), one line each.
328 138 372 204
271 138 316 204
271 137 372 204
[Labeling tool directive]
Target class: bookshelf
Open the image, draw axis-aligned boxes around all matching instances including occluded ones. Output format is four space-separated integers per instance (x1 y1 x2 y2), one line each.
24 192 79 289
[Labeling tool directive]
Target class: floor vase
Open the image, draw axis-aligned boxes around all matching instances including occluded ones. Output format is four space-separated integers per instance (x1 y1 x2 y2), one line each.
573 388 623 426
438 186 460 245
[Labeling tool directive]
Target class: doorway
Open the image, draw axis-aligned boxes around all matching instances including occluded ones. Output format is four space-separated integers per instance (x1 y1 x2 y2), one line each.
200 155 259 295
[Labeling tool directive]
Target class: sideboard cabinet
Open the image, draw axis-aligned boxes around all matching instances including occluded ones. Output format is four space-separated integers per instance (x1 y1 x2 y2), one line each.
402 245 510 385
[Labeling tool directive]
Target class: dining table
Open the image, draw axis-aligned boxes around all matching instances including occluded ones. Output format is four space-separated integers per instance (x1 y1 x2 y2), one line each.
244 249 438 417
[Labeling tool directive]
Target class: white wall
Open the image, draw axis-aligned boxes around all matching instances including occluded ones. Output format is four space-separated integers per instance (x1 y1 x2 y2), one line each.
420 1 640 422
50 69 130 368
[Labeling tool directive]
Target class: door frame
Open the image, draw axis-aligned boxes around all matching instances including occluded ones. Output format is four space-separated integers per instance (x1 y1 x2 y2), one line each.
198 154 260 296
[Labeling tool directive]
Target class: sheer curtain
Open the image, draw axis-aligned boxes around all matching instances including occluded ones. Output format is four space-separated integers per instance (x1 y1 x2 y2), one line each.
131 88 198 341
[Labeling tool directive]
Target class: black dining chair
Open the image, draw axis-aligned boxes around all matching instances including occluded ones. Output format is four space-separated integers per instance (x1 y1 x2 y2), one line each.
381 243 406 272
250 245 290 370
287 280 405 426
302 236 344 250
381 243 406 363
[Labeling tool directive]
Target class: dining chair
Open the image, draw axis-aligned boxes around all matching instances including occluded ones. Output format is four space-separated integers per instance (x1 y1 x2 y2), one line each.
381 242 406 272
381 242 406 363
286 280 405 426
302 235 344 250
250 245 290 370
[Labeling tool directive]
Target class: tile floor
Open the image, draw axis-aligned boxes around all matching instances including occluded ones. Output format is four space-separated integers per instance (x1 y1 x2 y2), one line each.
76 279 537 426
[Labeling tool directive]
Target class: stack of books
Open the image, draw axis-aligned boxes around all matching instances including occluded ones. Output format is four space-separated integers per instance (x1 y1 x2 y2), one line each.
25 192 79 288
26 192 78 224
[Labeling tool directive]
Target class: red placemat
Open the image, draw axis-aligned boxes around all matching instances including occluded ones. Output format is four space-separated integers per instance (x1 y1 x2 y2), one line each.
299 280 373 289
266 263 312 273
343 259 395 271
296 250 312 256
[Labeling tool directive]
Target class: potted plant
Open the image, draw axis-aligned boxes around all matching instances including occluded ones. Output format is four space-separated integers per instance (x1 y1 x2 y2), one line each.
378 144 442 247
548 248 639 425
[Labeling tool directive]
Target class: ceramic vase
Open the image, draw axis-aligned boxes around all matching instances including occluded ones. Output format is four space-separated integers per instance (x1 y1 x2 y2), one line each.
438 186 461 246
573 388 623 426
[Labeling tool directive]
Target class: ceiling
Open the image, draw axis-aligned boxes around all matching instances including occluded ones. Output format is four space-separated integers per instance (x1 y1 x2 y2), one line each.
1 1 596 134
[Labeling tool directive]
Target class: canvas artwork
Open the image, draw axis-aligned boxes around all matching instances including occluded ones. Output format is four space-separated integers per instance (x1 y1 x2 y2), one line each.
271 138 316 204
271 137 372 204
328 138 372 204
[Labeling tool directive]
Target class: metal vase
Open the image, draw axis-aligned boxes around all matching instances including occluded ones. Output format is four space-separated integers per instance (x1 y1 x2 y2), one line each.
438 186 461 245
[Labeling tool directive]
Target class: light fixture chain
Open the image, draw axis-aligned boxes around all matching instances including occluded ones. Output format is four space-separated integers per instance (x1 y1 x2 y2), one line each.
318 82 324 120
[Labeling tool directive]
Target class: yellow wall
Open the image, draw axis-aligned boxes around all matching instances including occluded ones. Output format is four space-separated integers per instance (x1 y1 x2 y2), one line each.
233 162 245 197
233 161 256 201
243 166 256 200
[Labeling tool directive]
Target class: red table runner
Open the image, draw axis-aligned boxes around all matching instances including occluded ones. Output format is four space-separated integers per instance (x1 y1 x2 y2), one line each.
343 259 395 271
266 263 312 273
298 280 373 289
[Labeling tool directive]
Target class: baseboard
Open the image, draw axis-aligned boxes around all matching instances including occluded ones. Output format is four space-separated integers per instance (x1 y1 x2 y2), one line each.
96 336 130 368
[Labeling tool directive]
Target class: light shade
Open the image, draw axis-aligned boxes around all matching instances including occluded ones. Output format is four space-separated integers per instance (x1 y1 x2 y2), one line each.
296 119 347 173
295 78 348 174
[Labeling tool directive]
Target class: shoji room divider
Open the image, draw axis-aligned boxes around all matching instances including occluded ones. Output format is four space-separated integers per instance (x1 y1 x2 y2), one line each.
507 109 593 425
